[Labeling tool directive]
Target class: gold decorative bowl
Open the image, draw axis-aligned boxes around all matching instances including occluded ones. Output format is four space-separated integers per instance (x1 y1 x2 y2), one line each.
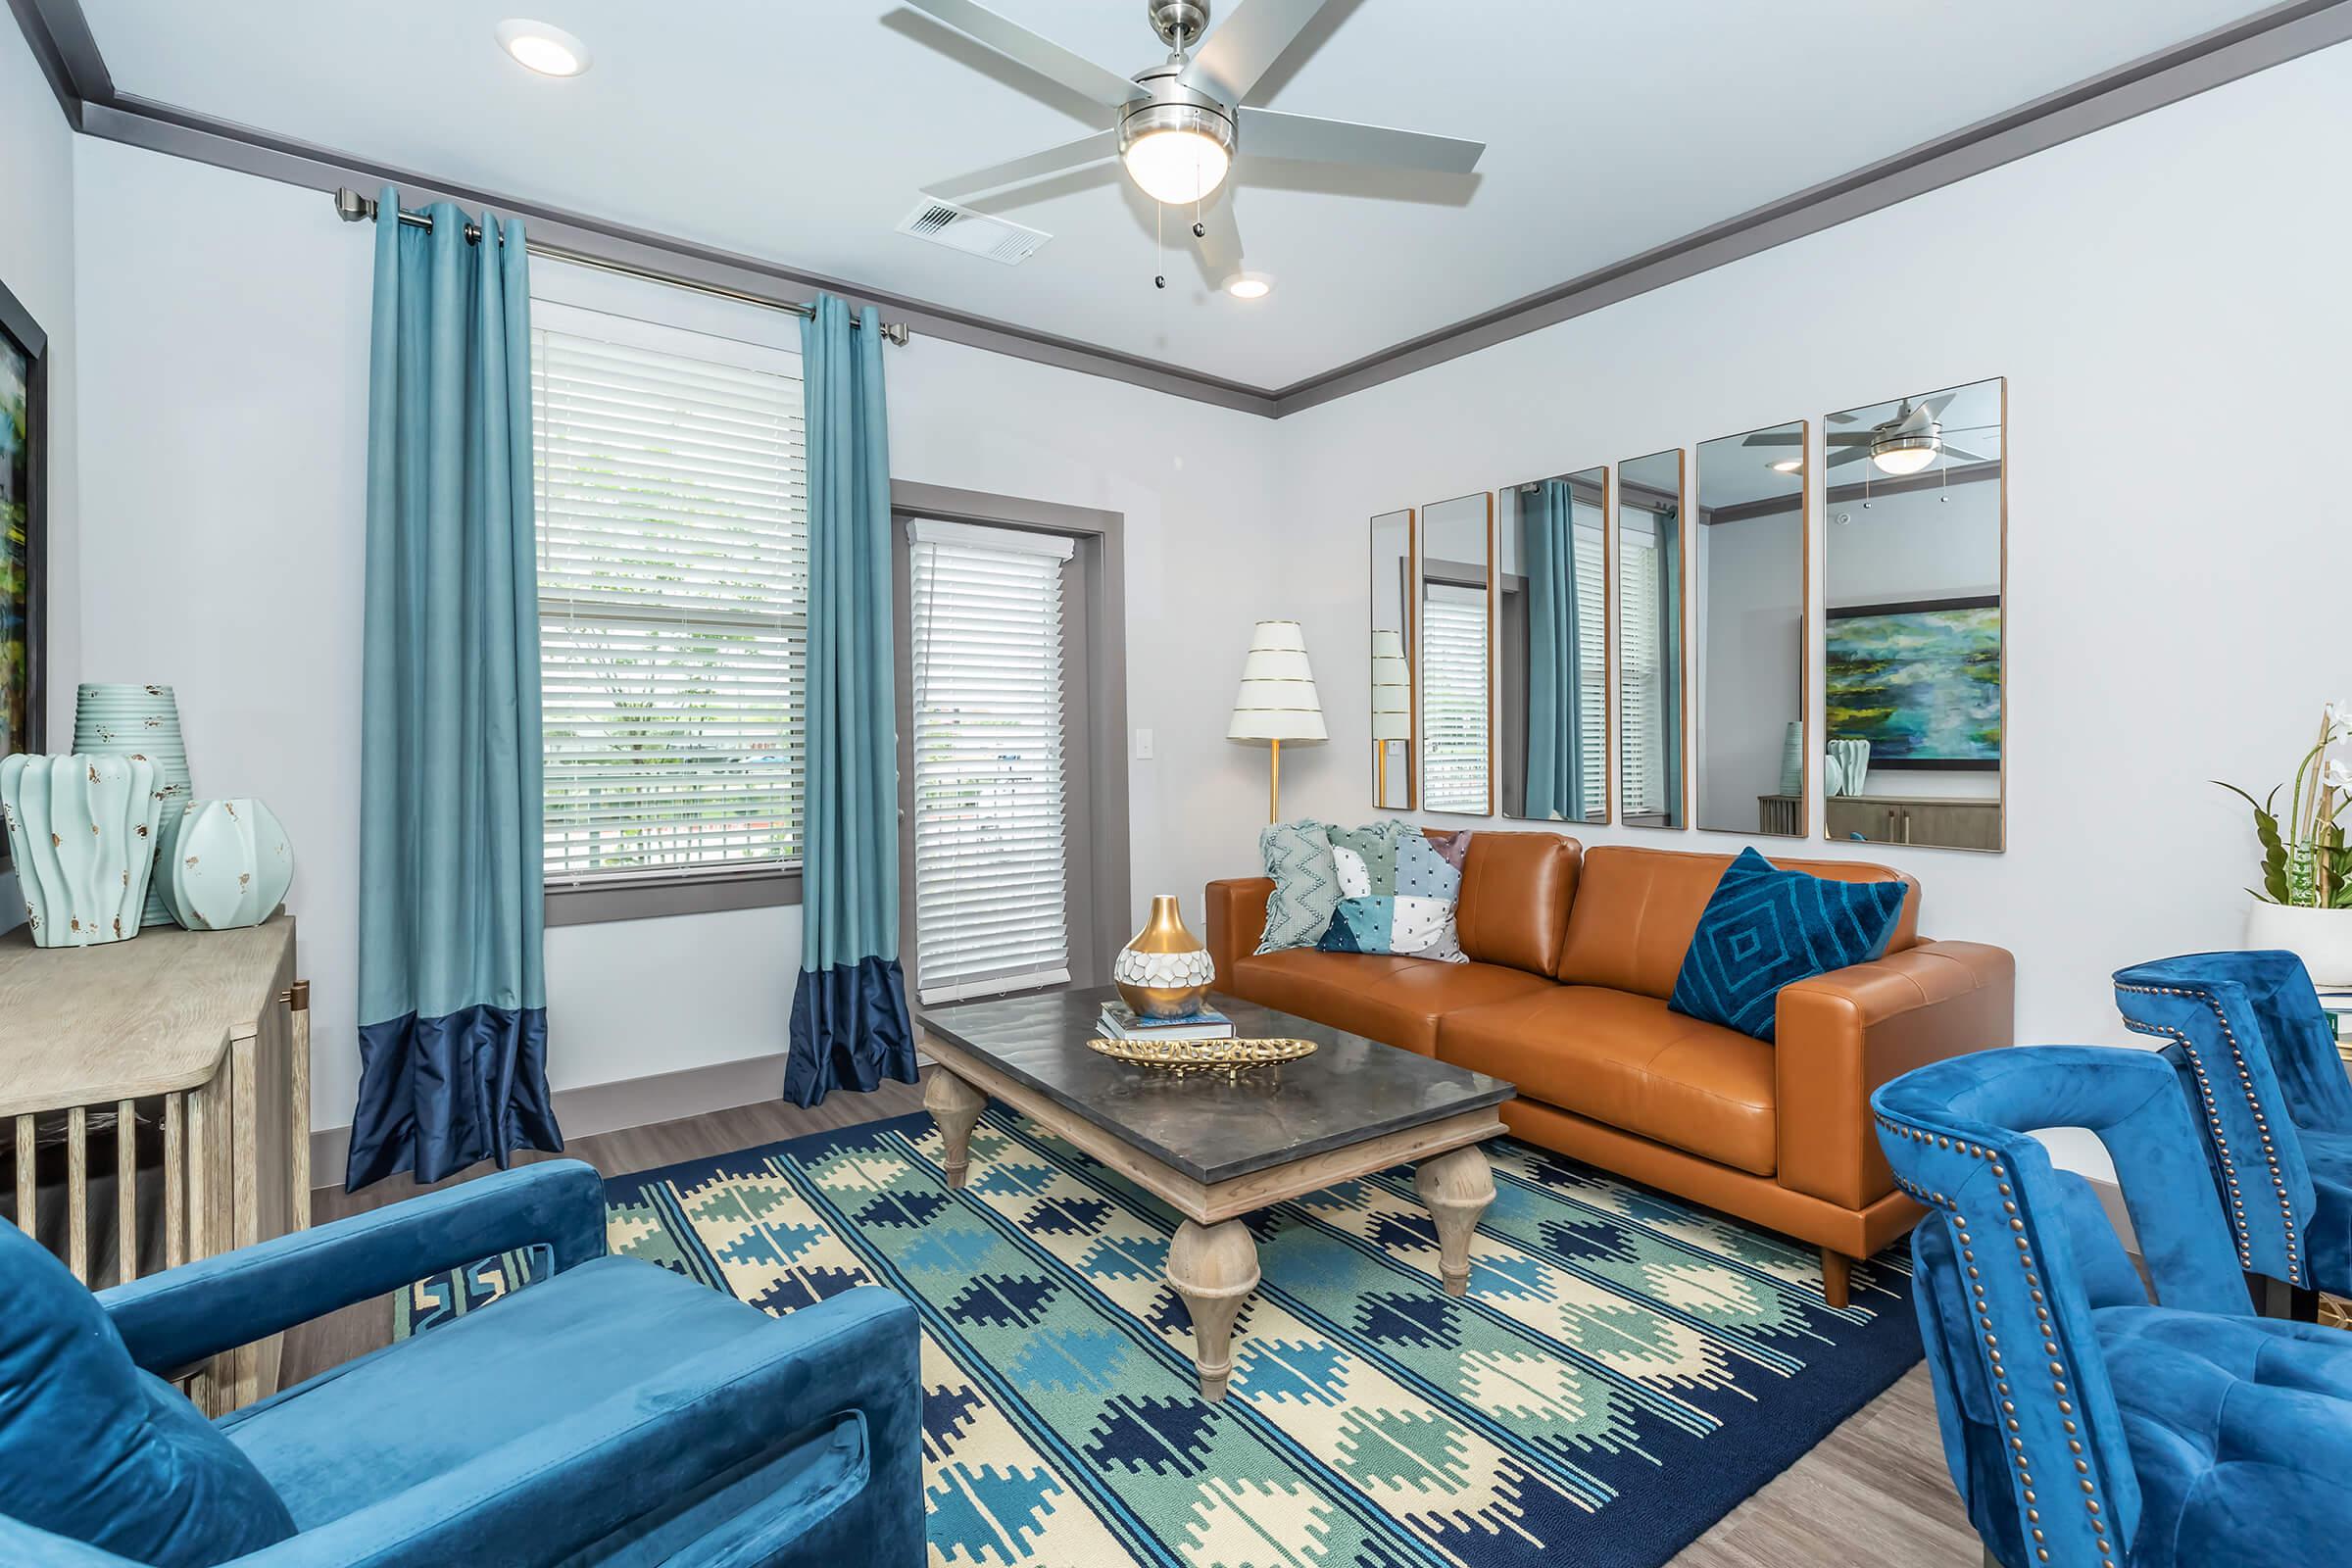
1087 1036 1318 1069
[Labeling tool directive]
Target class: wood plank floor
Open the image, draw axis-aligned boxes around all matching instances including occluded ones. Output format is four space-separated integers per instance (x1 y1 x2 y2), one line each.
294 1071 1978 1567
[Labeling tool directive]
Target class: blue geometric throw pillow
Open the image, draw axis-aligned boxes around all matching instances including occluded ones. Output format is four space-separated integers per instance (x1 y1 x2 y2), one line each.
1668 848 1909 1042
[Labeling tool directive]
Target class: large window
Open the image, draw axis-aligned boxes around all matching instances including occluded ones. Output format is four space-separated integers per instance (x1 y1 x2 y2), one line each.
531 300 807 895
1617 516 1664 816
1419 584 1491 813
1573 507 1607 811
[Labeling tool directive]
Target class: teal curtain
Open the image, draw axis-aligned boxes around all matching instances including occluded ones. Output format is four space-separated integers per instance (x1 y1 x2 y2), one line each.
347 189 561 1191
1656 506 1684 821
785 295 916 1106
1521 481 1584 820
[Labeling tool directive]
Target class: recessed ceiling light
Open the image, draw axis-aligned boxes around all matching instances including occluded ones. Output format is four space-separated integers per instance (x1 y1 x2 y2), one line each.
496 19 591 77
1769 459 1802 473
1224 273 1273 301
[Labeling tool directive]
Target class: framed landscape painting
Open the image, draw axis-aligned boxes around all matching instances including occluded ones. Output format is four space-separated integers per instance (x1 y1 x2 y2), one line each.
1 274 47 872
1824 595 2000 769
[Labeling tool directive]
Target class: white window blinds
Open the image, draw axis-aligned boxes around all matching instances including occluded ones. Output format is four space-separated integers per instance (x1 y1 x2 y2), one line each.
1574 512 1607 813
531 301 807 885
909 519 1075 1005
1420 583 1491 813
1618 519 1663 816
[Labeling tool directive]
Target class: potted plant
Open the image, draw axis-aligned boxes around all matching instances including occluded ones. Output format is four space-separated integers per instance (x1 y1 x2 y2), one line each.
2220 701 2352 984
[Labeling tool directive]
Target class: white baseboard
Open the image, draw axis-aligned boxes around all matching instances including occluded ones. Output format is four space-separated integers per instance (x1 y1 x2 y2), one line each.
310 1047 939 1192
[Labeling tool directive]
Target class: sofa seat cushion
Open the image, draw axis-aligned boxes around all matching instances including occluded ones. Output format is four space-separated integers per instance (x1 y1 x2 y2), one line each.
1438 986 1779 1175
220 1254 784 1529
1228 949 1555 1055
2096 1305 2352 1568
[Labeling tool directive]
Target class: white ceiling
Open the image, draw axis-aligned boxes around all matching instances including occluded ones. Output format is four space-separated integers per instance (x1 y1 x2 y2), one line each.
79 0 2271 390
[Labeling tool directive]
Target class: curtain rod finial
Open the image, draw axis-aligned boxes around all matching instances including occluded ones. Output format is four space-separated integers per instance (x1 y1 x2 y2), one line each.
878 320 912 347
333 187 377 223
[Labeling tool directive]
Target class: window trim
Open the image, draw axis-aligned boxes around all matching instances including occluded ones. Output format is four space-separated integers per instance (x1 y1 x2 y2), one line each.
529 284 810 924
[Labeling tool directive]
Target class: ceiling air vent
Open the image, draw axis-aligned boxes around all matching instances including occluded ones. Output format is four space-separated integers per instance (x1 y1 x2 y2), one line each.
896 198 1051 266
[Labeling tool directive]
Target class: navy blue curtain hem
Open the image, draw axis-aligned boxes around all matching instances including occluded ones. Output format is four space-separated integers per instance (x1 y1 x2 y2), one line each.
345 1004 564 1192
785 956 917 1108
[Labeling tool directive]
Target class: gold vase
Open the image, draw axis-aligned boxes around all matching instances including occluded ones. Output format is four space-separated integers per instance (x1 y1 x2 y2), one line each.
1112 895 1216 1020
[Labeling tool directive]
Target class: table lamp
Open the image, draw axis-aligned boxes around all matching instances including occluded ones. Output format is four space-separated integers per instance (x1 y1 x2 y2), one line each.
1228 620 1326 823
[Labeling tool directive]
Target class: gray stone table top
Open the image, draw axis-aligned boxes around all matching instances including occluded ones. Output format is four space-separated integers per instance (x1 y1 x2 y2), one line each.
915 986 1514 1184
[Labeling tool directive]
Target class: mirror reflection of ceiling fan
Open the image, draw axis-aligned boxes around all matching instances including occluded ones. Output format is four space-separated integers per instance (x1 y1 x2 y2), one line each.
901 0 1485 286
1742 394 1999 474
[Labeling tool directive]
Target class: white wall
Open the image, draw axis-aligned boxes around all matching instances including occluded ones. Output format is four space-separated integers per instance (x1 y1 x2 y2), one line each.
68 137 1284 1137
1273 38 2352 1052
0 24 78 929
1693 512 1803 831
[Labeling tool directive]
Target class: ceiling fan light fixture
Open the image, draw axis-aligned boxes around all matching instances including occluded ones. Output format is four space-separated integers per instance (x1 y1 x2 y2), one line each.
1224 272 1272 300
1870 435 1940 475
1119 100 1236 205
1769 459 1802 473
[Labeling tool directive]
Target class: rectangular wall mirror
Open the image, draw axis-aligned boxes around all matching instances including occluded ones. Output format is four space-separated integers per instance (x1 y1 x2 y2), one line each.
1369 509 1415 810
1822 377 2006 852
1615 450 1686 828
1418 492 1494 816
1695 421 1808 836
1500 467 1609 823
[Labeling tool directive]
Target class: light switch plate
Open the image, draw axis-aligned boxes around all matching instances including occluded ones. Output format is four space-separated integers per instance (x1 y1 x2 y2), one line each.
1134 728 1155 760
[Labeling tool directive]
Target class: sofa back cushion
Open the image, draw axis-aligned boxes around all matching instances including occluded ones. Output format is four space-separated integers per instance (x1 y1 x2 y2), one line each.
0 1220 298 1566
1557 845 1920 1000
1455 831 1581 977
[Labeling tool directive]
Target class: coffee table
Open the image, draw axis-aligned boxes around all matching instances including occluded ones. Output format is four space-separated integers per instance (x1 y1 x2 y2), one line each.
915 986 1514 1399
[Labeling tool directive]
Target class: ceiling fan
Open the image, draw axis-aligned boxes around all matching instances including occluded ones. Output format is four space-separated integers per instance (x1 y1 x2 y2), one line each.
900 0 1485 284
1743 394 1999 475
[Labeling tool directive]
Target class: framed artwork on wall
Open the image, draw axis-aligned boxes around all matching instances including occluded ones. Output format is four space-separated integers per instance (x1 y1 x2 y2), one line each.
1824 595 2001 769
1 274 49 873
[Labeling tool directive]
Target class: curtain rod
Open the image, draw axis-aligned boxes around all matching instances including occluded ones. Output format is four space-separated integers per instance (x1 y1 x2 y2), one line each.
332 188 911 345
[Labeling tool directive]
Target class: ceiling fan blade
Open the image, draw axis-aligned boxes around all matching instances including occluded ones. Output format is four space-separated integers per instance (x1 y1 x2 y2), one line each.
924 131 1119 202
1243 108 1484 173
1826 432 1872 447
1181 0 1331 103
1938 444 1996 465
1740 431 1802 448
898 0 1146 107
1921 391 1959 418
1827 447 1873 468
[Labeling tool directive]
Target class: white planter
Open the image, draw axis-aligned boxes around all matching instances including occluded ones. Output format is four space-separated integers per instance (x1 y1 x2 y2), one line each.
2243 901 2352 988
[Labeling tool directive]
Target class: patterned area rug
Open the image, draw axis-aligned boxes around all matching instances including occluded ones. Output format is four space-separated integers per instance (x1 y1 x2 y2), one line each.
395 1108 1921 1567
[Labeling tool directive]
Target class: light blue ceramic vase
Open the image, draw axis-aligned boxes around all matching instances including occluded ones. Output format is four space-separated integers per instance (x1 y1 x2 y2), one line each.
0 753 165 947
155 797 294 931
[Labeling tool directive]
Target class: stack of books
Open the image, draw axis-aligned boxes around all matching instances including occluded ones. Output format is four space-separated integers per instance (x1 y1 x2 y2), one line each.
1097 1002 1235 1041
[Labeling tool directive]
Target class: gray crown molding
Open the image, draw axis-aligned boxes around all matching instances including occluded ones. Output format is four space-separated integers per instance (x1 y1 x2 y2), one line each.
1268 0 2352 415
14 0 2352 420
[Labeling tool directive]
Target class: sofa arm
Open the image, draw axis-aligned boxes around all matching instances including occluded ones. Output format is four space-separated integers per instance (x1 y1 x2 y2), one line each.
1776 941 2016 1212
1204 878 1272 992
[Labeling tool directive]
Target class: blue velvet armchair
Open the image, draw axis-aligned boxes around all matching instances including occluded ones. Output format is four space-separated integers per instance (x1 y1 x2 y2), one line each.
2114 949 2352 1317
0 1159 923 1567
1873 1046 2352 1568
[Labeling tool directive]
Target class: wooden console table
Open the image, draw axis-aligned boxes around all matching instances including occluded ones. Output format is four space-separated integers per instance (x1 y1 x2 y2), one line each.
0 914 309 1413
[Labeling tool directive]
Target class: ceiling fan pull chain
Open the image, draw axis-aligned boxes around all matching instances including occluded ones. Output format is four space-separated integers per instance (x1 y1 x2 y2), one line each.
1153 197 1167 291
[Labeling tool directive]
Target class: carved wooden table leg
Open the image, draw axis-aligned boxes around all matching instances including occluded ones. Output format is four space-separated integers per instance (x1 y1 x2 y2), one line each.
1414 1144 1495 1297
923 1069 987 1189
1166 1218 1259 1401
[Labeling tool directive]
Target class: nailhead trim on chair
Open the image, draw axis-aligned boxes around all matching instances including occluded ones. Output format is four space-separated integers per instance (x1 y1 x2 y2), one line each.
1877 1113 2117 1568
2115 981 2304 1284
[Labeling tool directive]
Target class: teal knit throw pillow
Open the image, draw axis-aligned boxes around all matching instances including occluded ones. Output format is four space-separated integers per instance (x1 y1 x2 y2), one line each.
1256 820 1340 953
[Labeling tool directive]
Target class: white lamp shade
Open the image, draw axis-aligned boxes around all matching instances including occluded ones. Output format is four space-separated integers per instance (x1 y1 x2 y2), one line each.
1229 619 1327 742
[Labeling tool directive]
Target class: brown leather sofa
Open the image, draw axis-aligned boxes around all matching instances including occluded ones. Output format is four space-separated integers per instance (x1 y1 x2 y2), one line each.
1205 831 2014 1306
